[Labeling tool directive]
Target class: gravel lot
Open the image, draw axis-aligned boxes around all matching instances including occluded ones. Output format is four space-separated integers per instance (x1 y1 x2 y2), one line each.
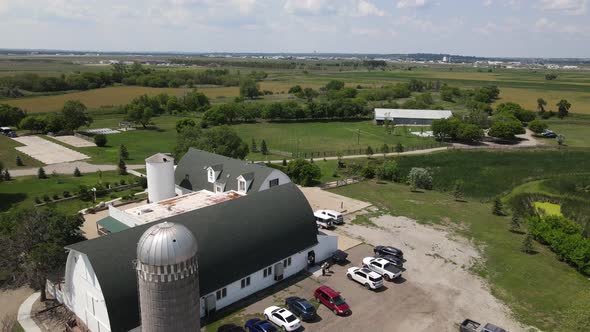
12 136 90 164
52 135 96 147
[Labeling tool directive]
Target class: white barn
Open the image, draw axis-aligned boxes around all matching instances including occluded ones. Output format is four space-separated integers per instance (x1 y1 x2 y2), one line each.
374 108 453 125
56 152 338 332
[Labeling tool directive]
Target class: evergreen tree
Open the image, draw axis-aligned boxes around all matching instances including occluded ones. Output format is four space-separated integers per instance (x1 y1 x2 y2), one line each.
16 155 23 166
73 167 82 177
510 214 521 232
381 143 389 156
395 143 404 153
251 138 258 152
366 146 373 156
118 159 127 175
119 144 129 160
492 197 505 216
453 180 464 201
282 159 287 166
260 140 268 155
521 233 534 254
38 167 47 179
3 169 11 181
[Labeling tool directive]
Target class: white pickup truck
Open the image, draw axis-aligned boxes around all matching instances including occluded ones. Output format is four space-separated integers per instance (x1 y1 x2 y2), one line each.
346 266 383 290
362 257 402 281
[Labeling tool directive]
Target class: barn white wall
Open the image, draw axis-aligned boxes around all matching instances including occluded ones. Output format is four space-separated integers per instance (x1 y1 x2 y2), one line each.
64 251 111 332
258 170 291 192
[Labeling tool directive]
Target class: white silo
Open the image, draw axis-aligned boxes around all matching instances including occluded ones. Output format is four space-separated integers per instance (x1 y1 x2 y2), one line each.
145 153 175 203
136 222 200 332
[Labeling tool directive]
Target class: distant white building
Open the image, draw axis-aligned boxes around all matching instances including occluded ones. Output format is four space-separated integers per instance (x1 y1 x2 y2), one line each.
374 108 453 125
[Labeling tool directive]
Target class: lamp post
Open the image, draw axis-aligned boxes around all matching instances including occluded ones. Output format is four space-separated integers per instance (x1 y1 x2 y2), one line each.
91 187 97 203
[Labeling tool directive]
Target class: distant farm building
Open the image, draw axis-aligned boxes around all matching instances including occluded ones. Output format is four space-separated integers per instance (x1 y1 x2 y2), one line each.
374 108 453 125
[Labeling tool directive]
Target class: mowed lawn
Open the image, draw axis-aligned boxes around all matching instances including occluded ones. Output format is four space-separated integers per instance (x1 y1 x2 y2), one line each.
0 171 136 212
0 135 43 168
330 181 589 331
231 121 437 156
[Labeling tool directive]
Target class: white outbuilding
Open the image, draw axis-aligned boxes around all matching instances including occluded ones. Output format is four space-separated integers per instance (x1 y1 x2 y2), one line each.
374 108 453 125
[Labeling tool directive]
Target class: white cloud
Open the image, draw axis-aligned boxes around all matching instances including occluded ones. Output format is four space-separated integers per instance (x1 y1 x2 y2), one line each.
396 0 429 8
539 0 587 15
357 0 386 16
533 17 586 35
283 0 336 15
483 0 493 6
233 0 256 15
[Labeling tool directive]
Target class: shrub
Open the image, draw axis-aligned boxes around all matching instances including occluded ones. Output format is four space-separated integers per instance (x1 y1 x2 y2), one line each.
120 179 126 185
376 160 400 182
493 197 505 216
52 194 60 200
361 165 375 179
137 176 148 189
34 197 42 204
73 167 82 177
37 167 47 179
15 155 23 166
43 194 51 202
118 159 127 175
528 120 548 134
63 191 71 198
94 134 107 147
395 143 404 153
407 167 433 190
366 146 373 156
286 158 321 187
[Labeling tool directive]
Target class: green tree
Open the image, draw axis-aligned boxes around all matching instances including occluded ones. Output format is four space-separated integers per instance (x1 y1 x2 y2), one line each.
118 159 127 175
175 126 249 160
407 167 433 191
239 78 261 99
557 99 571 118
453 180 464 201
324 80 345 91
62 100 92 132
175 118 196 133
457 124 484 142
521 233 535 254
366 146 373 157
251 138 258 152
493 197 505 216
381 143 389 156
37 167 47 179
15 155 23 166
528 120 548 134
94 134 107 147
260 140 268 155
395 143 404 153
119 144 129 160
2 169 11 181
73 167 82 177
183 89 210 112
537 98 547 114
0 209 84 301
488 117 524 140
286 159 321 186
376 160 400 182
510 214 521 232
557 134 566 146
302 88 319 102
125 107 153 129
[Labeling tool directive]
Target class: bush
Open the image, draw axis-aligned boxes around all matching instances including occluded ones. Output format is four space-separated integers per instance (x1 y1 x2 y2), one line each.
73 167 82 177
286 159 321 187
120 179 126 185
52 194 60 200
361 165 375 179
137 176 148 189
34 197 42 204
37 167 47 179
15 155 23 166
407 167 433 190
528 120 548 134
94 134 107 147
63 191 71 198
376 160 400 182
43 194 51 202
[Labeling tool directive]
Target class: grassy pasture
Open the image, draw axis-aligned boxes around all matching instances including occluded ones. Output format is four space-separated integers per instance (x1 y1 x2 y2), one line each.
534 202 563 216
330 180 589 331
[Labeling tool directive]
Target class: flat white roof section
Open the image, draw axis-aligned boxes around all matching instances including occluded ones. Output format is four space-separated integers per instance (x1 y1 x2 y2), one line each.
374 108 453 120
123 190 243 224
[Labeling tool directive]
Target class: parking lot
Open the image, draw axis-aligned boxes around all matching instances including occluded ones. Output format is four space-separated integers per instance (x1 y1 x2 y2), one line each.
206 212 525 332
12 136 90 164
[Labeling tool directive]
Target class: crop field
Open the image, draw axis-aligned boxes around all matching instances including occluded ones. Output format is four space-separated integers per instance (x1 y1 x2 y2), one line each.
330 180 589 331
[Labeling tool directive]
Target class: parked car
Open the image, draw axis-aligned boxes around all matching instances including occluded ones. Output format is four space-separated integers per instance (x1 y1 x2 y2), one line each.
7 131 17 138
346 266 384 290
314 286 351 316
313 212 333 229
263 306 301 332
285 296 317 321
331 249 349 264
362 257 402 281
315 209 344 225
374 245 404 259
244 318 278 332
374 253 404 268
460 319 506 332
218 323 247 332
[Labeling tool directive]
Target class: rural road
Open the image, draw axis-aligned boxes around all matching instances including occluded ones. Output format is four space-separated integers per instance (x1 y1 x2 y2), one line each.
9 161 144 177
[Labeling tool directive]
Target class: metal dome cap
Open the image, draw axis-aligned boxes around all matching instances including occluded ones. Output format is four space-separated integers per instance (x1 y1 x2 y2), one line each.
137 222 198 266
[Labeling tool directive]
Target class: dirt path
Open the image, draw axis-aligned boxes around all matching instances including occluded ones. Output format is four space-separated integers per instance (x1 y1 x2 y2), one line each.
335 212 532 332
0 286 34 325
9 161 145 177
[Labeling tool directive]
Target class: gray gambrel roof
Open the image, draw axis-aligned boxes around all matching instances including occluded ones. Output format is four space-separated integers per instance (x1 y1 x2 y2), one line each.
67 183 318 332
175 148 283 193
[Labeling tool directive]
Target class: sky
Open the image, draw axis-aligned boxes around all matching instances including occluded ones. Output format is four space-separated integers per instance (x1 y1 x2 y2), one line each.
0 0 588 58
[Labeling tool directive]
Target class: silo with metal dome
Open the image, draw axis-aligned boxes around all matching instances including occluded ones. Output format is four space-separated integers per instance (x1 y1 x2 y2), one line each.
135 221 200 332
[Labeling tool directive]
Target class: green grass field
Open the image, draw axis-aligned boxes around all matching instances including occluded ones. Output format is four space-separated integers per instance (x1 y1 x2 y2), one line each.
534 202 563 216
0 171 137 212
330 181 589 331
0 135 43 168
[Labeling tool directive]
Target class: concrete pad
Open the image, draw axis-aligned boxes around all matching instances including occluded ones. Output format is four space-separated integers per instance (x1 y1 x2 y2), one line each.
12 136 90 164
299 186 372 215
17 292 41 332
52 135 96 147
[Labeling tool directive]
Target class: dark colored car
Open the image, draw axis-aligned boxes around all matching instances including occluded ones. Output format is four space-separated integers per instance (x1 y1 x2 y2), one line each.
375 253 404 268
314 286 351 316
285 296 317 321
374 245 404 259
218 324 247 332
331 249 349 264
542 132 557 138
244 318 278 332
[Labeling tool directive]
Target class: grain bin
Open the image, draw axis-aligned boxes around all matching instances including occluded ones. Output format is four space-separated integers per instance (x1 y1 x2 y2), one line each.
145 153 176 203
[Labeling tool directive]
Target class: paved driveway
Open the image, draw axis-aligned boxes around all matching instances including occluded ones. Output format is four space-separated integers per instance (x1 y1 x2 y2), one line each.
12 136 90 164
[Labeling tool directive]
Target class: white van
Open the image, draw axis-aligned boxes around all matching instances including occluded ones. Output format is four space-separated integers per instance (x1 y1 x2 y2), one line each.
313 212 333 229
316 209 344 225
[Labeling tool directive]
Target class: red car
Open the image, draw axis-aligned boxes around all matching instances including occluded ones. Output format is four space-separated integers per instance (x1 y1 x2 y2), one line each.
313 286 351 316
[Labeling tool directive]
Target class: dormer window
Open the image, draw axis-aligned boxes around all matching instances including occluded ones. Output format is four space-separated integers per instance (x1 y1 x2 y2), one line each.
238 180 246 192
208 169 215 183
